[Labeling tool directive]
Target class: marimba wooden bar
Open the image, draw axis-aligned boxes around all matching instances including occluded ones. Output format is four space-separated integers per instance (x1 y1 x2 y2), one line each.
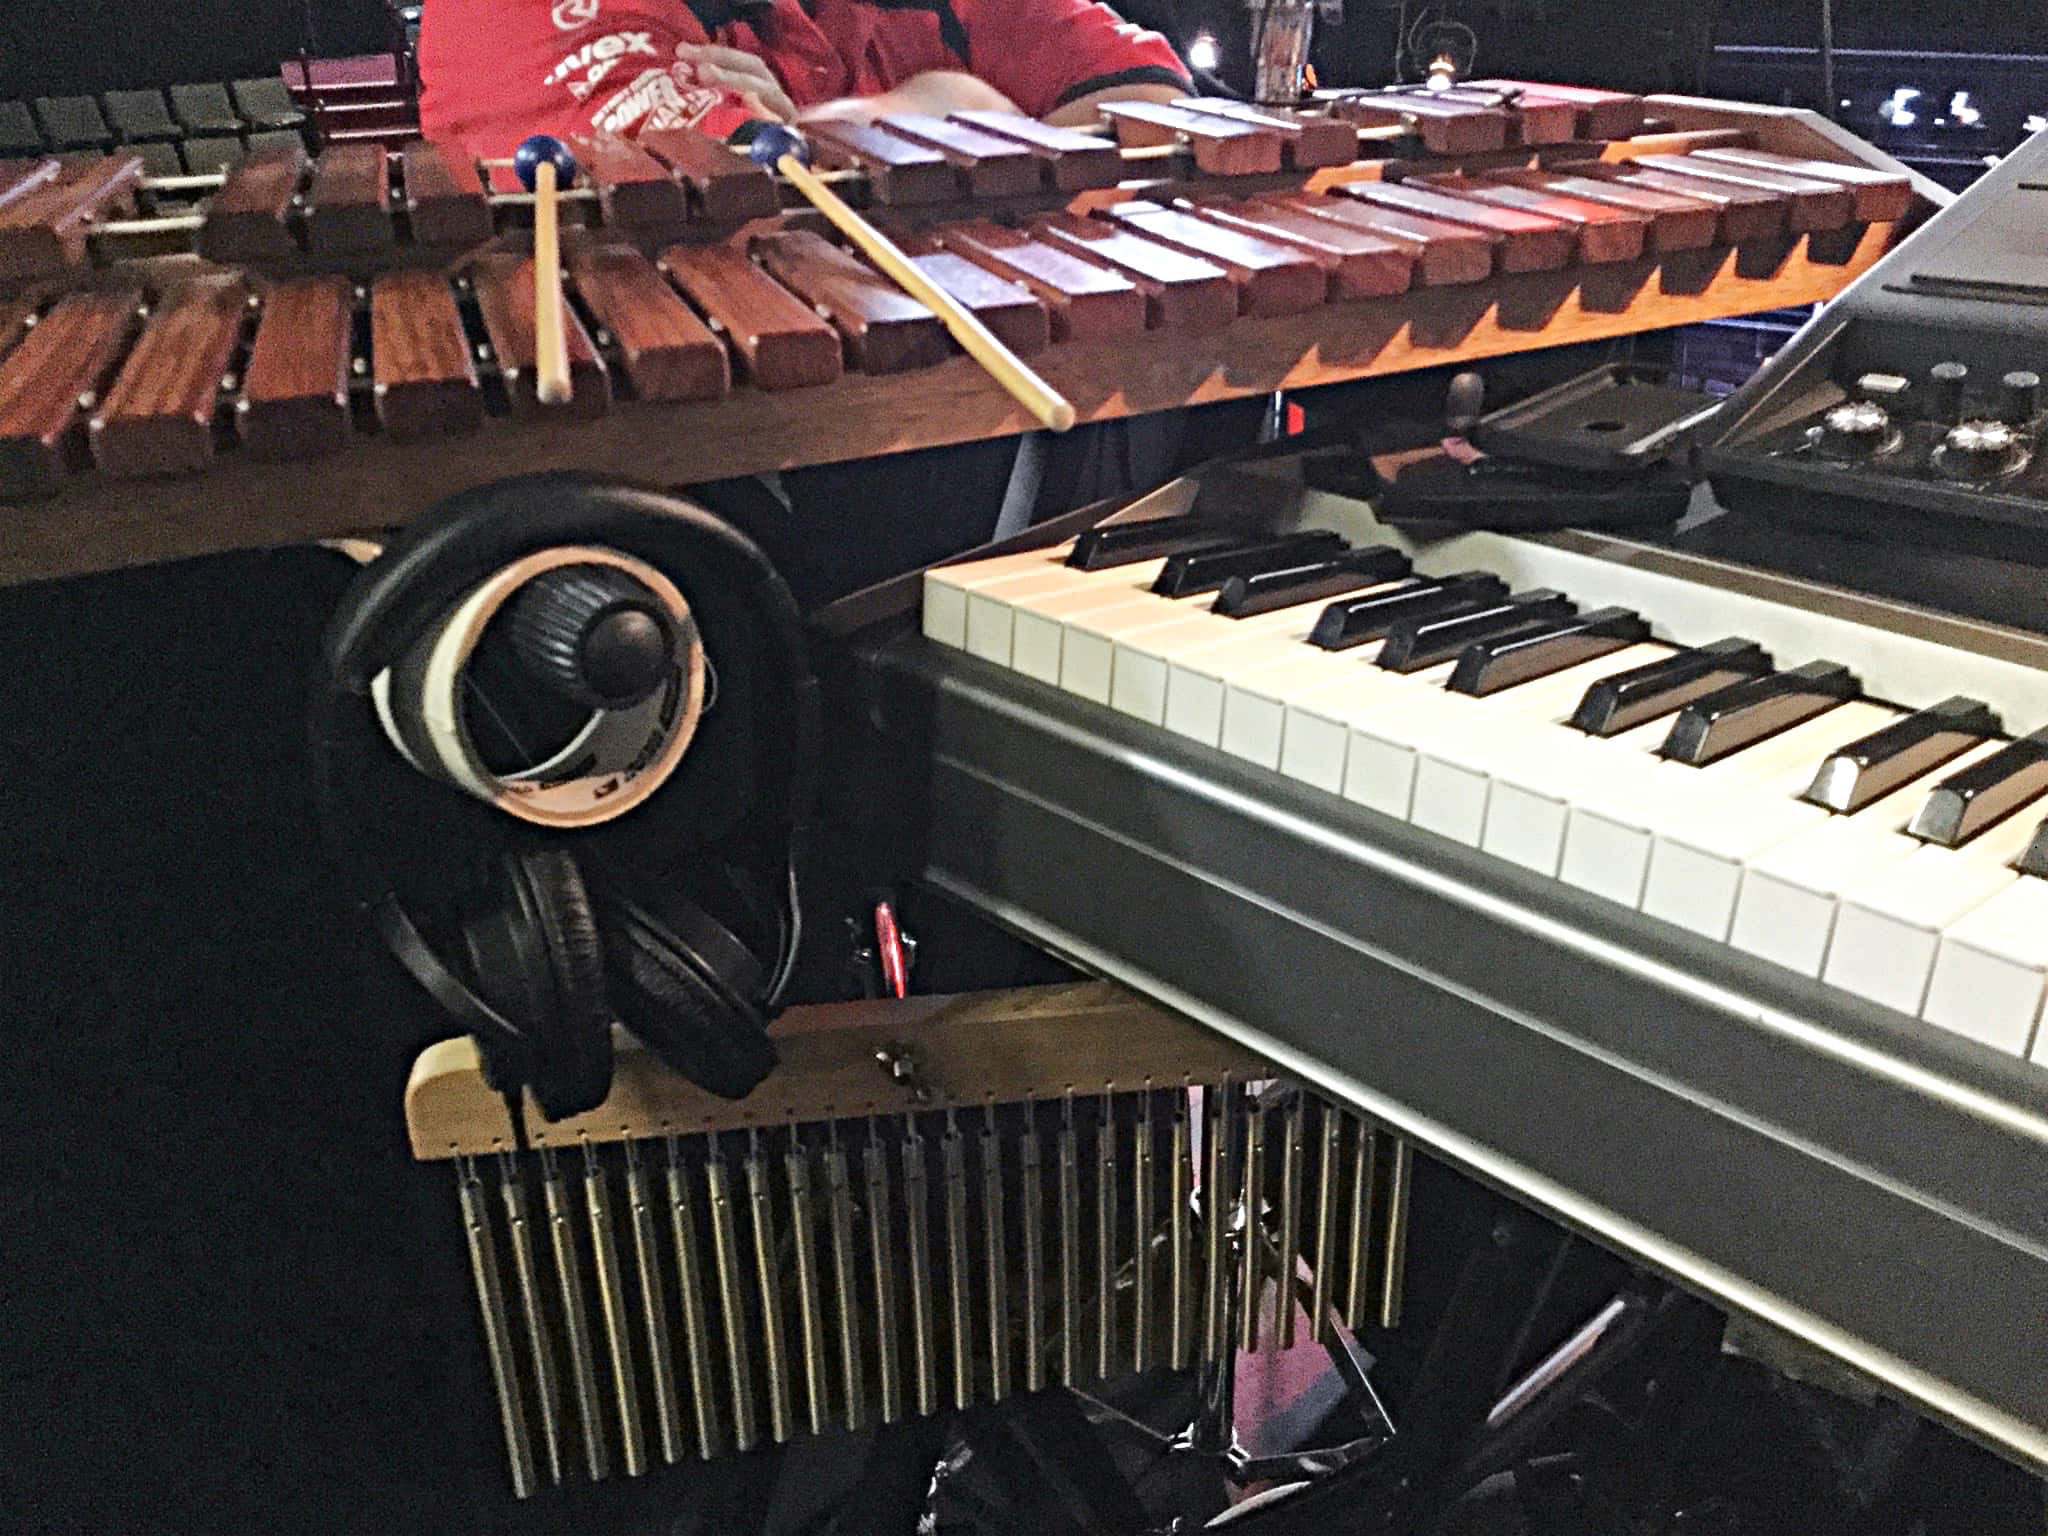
0 90 1931 586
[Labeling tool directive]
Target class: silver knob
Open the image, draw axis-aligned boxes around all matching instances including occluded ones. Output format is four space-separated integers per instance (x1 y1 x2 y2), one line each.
1938 418 2024 478
1945 419 2021 456
1824 401 1891 438
1816 400 1894 456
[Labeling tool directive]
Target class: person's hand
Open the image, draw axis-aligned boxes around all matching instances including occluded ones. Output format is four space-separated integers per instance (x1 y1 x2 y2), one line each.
797 70 1017 127
673 42 798 122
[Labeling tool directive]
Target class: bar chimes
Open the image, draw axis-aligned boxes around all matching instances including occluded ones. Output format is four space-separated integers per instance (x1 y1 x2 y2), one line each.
405 982 1416 1497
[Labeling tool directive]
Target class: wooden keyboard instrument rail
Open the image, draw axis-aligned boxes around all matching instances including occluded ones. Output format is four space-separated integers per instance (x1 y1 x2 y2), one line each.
408 982 1417 1497
0 95 1932 587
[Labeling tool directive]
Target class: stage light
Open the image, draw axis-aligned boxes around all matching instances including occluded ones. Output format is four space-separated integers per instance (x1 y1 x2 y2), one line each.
1879 87 1921 128
1188 31 1220 71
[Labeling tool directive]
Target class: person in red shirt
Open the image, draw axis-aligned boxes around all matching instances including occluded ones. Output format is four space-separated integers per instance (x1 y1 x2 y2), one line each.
419 0 1192 156
417 0 1240 615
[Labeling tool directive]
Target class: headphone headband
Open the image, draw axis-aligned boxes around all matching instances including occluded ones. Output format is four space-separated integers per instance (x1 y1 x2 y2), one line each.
323 473 800 691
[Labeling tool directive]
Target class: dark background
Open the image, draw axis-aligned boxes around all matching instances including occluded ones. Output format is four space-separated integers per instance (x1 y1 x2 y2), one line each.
6 0 2048 102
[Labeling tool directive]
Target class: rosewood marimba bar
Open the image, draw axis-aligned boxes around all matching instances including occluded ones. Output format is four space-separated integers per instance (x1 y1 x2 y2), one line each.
0 91 1928 584
0 85 1669 289
0 135 1914 497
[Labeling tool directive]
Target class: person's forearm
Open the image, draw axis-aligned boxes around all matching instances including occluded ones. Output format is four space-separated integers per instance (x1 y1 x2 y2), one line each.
1042 81 1183 127
798 70 1018 126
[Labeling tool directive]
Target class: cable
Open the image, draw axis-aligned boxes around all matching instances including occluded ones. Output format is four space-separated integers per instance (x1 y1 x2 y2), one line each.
1400 3 1477 85
1818 0 1837 121
766 852 804 1007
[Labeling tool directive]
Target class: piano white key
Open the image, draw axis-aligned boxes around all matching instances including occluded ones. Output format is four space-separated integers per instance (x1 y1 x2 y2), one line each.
922 545 1077 648
965 567 1099 663
1111 611 1241 723
1343 682 1468 819
1164 633 1309 746
1223 649 1389 767
1478 718 1673 876
1058 580 1340 706
1639 731 2012 943
1558 702 1896 909
1104 593 1362 725
1641 795 1828 941
1271 650 1475 796
1277 666 1394 793
1005 562 1172 685
1059 594 1211 703
1220 595 1425 767
1822 809 2042 1017
1725 740 2009 975
1406 644 1672 846
1110 614 1216 722
1920 875 2048 1056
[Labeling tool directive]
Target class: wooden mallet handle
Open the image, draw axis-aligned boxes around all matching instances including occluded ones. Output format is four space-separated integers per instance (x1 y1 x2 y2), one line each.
515 135 579 408
754 128 1076 433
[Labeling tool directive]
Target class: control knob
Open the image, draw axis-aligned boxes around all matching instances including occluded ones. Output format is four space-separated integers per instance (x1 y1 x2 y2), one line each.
1928 362 1970 424
1814 399 1896 458
2001 370 2041 425
1935 418 2026 480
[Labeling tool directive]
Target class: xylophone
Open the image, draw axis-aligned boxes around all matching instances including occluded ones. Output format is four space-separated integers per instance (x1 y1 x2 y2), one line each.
407 982 1418 1497
0 88 1928 585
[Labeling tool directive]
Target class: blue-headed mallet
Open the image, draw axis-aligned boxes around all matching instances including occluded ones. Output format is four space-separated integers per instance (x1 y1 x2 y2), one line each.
514 133 581 406
729 121 1076 432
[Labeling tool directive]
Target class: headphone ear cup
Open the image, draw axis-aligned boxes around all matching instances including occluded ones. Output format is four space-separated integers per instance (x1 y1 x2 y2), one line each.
463 847 615 1120
601 896 776 1100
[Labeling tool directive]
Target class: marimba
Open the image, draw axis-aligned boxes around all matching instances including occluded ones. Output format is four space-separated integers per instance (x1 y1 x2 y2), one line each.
0 86 1929 586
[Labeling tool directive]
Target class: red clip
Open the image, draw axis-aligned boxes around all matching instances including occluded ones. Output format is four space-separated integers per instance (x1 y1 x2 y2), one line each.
873 900 909 1000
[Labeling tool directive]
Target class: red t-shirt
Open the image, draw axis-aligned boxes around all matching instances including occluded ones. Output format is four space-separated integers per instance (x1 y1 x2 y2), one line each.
418 0 1188 156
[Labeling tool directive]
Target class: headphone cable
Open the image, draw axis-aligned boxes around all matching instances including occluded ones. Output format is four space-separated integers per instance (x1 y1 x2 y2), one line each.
766 851 805 1009
504 1089 533 1155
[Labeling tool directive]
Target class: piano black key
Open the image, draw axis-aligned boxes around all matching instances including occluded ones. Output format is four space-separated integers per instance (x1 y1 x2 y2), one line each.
1802 695 2003 814
2016 818 2048 878
1447 606 1650 697
1309 572 1508 651
1656 660 1861 767
1067 514 1249 571
1906 727 2048 847
1568 638 1772 738
1374 589 1575 675
1151 530 1347 598
1212 544 1411 618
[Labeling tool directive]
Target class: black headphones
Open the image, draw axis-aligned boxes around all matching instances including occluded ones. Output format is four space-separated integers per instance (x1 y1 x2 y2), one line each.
308 474 823 1120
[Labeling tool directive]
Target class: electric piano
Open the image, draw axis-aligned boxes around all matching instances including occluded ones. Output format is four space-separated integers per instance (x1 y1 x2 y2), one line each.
864 461 2048 1472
